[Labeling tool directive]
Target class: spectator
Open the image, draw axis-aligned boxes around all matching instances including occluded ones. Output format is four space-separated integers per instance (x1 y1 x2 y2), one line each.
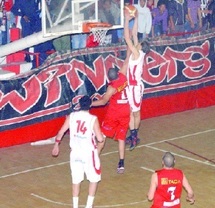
52 95 104 208
98 0 120 43
71 33 87 50
134 0 152 41
11 0 40 38
187 0 202 32
53 35 71 51
11 0 40 61
151 0 169 38
147 0 155 11
207 0 215 29
168 0 190 36
147 152 195 207
1 0 16 44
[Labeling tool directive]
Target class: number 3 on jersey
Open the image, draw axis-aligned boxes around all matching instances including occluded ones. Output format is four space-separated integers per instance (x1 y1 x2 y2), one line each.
168 186 176 200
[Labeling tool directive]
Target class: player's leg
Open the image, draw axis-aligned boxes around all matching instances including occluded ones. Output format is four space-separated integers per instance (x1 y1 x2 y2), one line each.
85 152 101 208
85 182 98 208
125 111 134 145
130 84 144 149
117 139 125 174
129 110 141 151
126 85 142 149
70 151 84 208
72 183 81 208
116 113 129 174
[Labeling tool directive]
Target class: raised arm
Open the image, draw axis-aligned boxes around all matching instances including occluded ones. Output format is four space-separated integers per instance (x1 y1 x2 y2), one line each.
124 9 139 59
120 46 131 75
132 14 138 46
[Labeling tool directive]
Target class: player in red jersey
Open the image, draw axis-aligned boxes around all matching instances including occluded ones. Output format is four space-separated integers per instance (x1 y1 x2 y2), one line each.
91 59 130 174
147 152 195 208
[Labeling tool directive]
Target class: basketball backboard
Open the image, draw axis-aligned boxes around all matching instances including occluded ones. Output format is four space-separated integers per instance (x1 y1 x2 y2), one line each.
41 0 124 37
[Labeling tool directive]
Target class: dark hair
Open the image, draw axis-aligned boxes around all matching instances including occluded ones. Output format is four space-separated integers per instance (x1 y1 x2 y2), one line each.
79 95 92 110
108 67 119 81
141 40 150 54
157 0 166 7
162 152 175 168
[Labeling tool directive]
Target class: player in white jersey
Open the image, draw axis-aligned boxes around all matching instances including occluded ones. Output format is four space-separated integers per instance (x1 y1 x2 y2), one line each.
52 95 104 208
124 7 150 151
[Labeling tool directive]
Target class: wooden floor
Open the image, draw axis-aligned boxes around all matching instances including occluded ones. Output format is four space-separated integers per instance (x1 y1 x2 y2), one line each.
1 106 215 208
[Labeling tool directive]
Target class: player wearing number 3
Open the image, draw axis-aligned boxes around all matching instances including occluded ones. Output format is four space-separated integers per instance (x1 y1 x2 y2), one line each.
147 152 195 208
52 95 104 208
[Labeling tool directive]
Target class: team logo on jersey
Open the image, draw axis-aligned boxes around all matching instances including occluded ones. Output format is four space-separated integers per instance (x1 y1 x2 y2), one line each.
161 178 169 185
161 178 182 185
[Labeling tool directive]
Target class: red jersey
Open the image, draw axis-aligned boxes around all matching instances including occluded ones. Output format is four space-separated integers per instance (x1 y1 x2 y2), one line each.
101 72 130 140
151 168 183 208
109 72 128 108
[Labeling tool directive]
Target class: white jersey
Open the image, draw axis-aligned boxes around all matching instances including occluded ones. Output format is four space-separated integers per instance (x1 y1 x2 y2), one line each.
128 50 145 86
69 111 97 157
69 110 101 184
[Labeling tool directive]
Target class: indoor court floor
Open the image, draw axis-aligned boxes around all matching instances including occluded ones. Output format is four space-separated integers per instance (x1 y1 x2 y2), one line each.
1 105 215 208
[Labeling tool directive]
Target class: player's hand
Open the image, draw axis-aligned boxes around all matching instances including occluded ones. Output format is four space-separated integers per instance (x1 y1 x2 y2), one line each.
186 196 195 205
124 12 132 21
23 15 30 22
52 144 59 157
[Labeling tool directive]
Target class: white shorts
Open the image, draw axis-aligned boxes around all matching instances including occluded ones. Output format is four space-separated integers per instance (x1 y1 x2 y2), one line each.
127 83 144 112
70 149 101 184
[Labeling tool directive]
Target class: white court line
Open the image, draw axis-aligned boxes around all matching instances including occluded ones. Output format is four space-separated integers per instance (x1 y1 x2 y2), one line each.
1 129 215 207
140 167 154 172
31 193 148 207
0 161 69 179
1 128 214 179
145 128 215 146
144 145 215 168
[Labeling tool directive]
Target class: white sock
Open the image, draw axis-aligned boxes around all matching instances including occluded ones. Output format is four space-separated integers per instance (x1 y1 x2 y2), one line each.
73 196 79 208
85 195 95 208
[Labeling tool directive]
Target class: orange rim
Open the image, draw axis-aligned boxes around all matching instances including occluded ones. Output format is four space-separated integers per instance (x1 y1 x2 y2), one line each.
86 22 112 28
82 22 112 32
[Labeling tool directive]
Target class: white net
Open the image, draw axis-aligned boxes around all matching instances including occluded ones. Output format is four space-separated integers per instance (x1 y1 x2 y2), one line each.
91 27 110 45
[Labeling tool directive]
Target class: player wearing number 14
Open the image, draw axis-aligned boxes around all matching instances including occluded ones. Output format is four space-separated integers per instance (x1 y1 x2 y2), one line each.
52 95 104 208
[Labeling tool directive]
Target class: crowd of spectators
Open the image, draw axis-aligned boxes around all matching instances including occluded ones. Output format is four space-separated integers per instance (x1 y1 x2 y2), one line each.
0 0 215 65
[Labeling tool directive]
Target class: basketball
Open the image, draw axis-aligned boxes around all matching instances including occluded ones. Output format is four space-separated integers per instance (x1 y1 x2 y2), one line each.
124 4 137 18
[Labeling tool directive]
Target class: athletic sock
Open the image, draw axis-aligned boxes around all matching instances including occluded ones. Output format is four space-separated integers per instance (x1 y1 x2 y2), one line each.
85 195 95 208
118 159 124 168
130 129 136 137
134 129 138 137
73 196 79 208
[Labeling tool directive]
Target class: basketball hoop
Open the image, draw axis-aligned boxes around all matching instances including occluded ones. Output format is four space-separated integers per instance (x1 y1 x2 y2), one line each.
83 22 112 45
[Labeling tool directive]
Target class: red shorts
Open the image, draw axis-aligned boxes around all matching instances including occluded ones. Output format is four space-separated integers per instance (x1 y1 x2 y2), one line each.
101 104 130 140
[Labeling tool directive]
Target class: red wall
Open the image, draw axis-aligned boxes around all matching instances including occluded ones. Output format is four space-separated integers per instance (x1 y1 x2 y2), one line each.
1 85 215 148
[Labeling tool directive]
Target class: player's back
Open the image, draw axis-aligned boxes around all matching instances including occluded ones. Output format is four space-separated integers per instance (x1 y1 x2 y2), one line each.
69 111 97 155
128 50 145 85
152 168 183 208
